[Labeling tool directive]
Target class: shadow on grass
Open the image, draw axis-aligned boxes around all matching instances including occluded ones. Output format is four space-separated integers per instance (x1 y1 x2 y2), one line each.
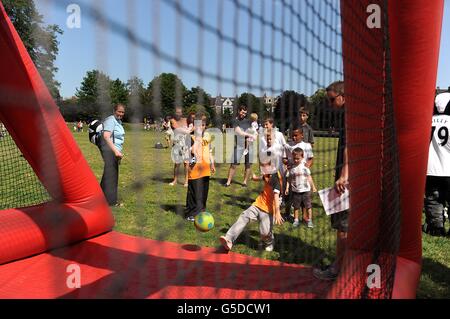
148 175 178 185
420 257 450 297
160 204 184 217
217 227 331 267
222 194 254 210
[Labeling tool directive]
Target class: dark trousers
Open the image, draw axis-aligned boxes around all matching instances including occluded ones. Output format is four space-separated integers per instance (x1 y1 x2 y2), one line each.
185 176 210 218
424 176 450 228
100 146 119 205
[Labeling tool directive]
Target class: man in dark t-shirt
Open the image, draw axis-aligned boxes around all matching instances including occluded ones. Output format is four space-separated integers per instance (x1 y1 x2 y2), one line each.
224 105 255 187
314 81 348 281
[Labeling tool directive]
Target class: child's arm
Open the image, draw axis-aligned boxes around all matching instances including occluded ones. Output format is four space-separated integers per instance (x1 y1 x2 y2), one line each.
273 192 284 225
252 174 263 181
308 175 317 193
285 172 291 196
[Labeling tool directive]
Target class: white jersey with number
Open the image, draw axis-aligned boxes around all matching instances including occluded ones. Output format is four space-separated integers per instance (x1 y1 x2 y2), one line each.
427 93 450 176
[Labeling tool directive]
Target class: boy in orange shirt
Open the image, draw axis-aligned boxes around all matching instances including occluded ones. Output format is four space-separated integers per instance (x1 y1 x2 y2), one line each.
184 114 216 221
220 143 284 252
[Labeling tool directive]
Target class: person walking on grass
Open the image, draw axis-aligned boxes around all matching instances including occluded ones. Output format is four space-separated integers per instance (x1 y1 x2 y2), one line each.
224 105 256 187
99 104 126 207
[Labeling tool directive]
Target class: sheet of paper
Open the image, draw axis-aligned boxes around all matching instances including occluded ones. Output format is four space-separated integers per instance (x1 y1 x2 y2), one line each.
318 187 349 215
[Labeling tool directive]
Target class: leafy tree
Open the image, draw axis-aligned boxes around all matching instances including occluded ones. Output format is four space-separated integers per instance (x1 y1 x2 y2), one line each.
3 0 63 99
58 97 79 122
110 78 128 106
273 90 308 133
145 73 187 118
184 86 211 107
308 88 328 130
222 108 233 128
75 70 112 121
184 86 216 125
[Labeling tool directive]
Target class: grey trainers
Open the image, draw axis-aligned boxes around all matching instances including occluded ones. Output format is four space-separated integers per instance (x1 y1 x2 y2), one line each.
265 244 274 252
307 220 314 228
220 236 232 251
313 265 338 281
292 220 300 227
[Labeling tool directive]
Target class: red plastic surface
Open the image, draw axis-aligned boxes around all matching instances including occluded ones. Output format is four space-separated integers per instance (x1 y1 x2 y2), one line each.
0 2 114 265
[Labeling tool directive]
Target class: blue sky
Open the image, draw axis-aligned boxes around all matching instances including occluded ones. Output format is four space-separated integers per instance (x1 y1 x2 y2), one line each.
34 0 449 99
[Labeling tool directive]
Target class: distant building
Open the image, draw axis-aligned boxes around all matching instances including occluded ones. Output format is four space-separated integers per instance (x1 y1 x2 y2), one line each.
211 93 279 114
212 95 237 114
262 93 276 106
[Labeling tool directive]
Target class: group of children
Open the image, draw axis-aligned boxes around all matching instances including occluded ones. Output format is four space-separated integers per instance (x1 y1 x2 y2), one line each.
176 108 317 253
221 110 317 252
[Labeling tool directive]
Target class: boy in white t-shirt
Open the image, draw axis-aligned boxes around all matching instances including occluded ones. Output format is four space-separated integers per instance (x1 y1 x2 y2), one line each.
259 117 288 172
283 126 314 168
282 126 314 221
285 147 317 228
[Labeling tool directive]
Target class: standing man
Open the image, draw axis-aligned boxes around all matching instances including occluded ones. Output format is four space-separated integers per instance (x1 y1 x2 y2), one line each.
423 92 450 237
314 81 348 280
224 105 256 187
100 103 126 206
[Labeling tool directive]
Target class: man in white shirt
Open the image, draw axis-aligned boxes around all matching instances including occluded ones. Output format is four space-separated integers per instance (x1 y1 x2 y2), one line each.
423 92 450 237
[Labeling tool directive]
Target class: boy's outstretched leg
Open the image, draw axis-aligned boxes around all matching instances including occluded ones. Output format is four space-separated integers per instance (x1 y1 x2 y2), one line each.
220 206 258 251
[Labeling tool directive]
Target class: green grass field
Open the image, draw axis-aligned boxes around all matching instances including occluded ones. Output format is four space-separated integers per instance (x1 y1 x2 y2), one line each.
1 124 449 298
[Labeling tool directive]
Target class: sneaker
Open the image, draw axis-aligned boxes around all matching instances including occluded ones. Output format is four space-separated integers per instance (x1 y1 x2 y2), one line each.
186 216 195 222
292 220 300 227
265 244 274 252
220 236 232 251
313 265 338 281
307 220 314 228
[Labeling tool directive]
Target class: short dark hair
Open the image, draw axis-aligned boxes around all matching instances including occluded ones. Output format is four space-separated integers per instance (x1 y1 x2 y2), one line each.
291 125 304 134
299 107 310 116
237 105 248 112
263 116 274 125
292 147 304 156
326 81 344 96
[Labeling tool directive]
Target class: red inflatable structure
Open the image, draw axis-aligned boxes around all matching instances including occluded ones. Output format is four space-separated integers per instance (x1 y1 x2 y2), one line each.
0 1 444 298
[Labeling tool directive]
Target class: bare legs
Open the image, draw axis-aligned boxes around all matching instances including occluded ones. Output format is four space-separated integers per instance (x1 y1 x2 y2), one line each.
225 165 251 186
170 162 189 187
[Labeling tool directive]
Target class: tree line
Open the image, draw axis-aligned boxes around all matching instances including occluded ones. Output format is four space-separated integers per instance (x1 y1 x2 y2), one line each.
59 70 333 131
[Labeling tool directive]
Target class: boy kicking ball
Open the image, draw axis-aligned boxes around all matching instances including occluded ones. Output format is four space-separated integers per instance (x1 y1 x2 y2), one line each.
220 155 284 252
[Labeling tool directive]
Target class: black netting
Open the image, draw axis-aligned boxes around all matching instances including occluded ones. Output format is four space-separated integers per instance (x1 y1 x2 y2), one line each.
0 123 51 210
